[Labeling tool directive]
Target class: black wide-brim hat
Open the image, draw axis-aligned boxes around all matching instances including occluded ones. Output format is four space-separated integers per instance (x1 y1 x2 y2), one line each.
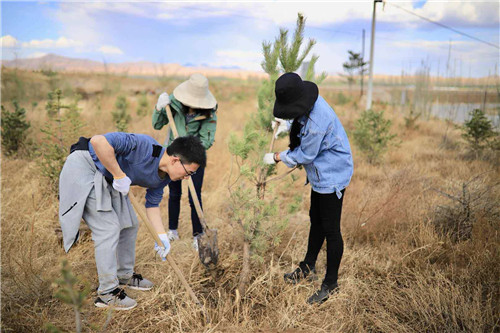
273 72 319 119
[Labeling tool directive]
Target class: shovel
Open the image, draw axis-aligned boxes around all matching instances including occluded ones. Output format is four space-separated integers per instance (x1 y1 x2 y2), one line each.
165 107 219 268
128 192 206 315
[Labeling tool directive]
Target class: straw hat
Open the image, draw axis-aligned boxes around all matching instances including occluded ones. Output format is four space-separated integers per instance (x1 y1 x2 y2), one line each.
173 73 217 109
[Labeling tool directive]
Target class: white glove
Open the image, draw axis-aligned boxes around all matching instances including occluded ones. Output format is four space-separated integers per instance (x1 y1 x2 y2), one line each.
271 118 289 139
156 92 171 111
112 175 132 195
263 153 276 165
154 233 171 261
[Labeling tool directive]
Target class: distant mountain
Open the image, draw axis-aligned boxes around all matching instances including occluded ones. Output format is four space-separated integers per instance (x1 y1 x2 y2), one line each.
2 53 266 79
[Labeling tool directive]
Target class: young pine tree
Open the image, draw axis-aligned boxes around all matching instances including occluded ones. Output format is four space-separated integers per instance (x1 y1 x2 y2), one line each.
341 50 367 92
49 260 90 333
462 109 496 156
112 95 131 131
1 100 31 156
40 89 85 192
353 109 397 164
136 92 150 117
228 13 325 297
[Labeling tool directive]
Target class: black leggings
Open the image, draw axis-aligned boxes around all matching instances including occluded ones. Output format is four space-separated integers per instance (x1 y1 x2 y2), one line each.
301 189 344 287
168 166 205 236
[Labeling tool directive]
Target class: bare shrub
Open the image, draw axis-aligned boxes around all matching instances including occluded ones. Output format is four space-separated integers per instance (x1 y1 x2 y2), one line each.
431 174 500 243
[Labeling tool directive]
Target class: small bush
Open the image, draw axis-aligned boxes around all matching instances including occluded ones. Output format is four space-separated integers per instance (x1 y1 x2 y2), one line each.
1 100 31 156
39 89 85 191
404 107 421 130
136 92 149 117
462 109 496 155
353 109 397 163
431 176 500 243
51 260 91 333
336 92 350 105
112 95 131 131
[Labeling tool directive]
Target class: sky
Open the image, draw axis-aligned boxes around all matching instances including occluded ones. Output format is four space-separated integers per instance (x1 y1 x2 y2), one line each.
1 1 499 77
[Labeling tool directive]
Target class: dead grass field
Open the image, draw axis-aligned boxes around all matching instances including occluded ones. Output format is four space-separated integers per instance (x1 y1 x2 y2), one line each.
1 68 499 332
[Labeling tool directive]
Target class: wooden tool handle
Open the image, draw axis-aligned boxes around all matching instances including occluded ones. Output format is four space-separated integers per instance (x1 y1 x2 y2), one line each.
164 107 209 230
128 192 202 308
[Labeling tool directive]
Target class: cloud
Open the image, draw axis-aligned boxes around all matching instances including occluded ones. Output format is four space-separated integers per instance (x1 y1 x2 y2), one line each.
98 45 123 55
1 35 20 48
54 3 102 47
148 2 498 29
1 35 83 50
211 49 263 71
25 52 48 59
22 37 83 49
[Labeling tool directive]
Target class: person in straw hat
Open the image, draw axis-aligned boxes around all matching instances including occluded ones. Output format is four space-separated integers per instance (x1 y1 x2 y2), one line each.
152 73 218 251
263 72 353 304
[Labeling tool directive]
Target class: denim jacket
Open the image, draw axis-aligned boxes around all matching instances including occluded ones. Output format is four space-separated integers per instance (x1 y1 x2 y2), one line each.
279 96 353 198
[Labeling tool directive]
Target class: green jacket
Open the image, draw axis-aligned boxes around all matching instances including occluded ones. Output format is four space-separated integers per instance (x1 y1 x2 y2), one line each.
152 95 217 150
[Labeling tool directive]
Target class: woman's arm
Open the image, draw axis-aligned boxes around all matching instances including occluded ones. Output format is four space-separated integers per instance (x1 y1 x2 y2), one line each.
279 129 325 168
198 111 217 150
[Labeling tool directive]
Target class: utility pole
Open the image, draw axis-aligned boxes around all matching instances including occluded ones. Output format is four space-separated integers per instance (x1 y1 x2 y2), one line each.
366 0 383 110
361 29 365 97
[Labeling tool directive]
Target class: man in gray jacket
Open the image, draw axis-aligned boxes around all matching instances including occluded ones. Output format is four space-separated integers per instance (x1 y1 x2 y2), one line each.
59 133 206 310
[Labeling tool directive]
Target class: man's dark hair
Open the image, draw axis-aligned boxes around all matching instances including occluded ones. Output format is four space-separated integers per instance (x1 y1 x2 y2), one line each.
167 135 207 168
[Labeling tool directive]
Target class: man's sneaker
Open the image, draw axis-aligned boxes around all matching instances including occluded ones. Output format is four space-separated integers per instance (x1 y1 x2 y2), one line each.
94 287 137 310
167 229 180 241
307 282 339 305
284 265 317 284
118 273 154 291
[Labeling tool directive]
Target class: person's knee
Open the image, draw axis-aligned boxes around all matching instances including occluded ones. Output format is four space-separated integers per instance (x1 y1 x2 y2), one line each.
325 229 342 241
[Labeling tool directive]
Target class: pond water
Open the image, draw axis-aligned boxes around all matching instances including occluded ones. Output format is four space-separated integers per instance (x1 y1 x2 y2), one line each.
430 103 500 127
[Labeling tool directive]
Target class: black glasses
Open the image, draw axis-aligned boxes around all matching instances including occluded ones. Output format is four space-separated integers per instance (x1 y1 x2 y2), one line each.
179 159 196 177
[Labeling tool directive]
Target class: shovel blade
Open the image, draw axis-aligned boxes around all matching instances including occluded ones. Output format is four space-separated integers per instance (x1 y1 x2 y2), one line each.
197 229 219 268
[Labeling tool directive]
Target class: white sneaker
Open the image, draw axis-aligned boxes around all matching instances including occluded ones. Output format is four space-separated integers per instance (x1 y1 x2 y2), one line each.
192 234 202 252
167 230 179 241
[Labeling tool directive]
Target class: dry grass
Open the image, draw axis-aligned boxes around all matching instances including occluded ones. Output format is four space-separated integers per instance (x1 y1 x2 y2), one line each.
1 69 499 332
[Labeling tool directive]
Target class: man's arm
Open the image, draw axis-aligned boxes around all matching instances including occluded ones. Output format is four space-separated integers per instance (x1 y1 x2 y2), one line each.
90 135 126 179
145 206 167 234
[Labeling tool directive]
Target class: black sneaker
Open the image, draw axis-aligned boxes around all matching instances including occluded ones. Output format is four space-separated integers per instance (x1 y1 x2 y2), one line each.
283 265 317 284
307 282 339 305
94 287 137 310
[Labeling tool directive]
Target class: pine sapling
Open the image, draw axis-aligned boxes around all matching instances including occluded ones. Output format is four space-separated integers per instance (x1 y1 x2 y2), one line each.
1 100 31 156
228 13 324 297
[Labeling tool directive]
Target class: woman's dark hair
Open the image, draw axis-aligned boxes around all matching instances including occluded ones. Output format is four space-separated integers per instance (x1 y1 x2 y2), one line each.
288 108 314 151
167 135 207 168
180 103 214 118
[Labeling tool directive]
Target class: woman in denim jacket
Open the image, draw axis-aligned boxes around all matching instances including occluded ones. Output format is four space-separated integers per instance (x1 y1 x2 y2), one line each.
263 72 353 304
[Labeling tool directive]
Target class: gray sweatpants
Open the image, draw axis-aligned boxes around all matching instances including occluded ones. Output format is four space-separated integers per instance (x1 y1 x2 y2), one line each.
83 185 138 294
60 150 139 294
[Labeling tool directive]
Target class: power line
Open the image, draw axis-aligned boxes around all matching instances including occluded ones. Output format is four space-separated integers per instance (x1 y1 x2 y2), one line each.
385 1 500 50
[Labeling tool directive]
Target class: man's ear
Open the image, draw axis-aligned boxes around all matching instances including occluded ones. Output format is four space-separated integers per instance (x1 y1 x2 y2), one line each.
170 155 179 165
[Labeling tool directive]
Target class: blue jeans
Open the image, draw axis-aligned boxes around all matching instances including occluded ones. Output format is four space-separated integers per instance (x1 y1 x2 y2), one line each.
168 166 205 236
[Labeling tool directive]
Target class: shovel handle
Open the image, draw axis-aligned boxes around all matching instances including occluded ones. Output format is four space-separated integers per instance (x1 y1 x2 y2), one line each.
128 191 202 308
164 107 209 231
